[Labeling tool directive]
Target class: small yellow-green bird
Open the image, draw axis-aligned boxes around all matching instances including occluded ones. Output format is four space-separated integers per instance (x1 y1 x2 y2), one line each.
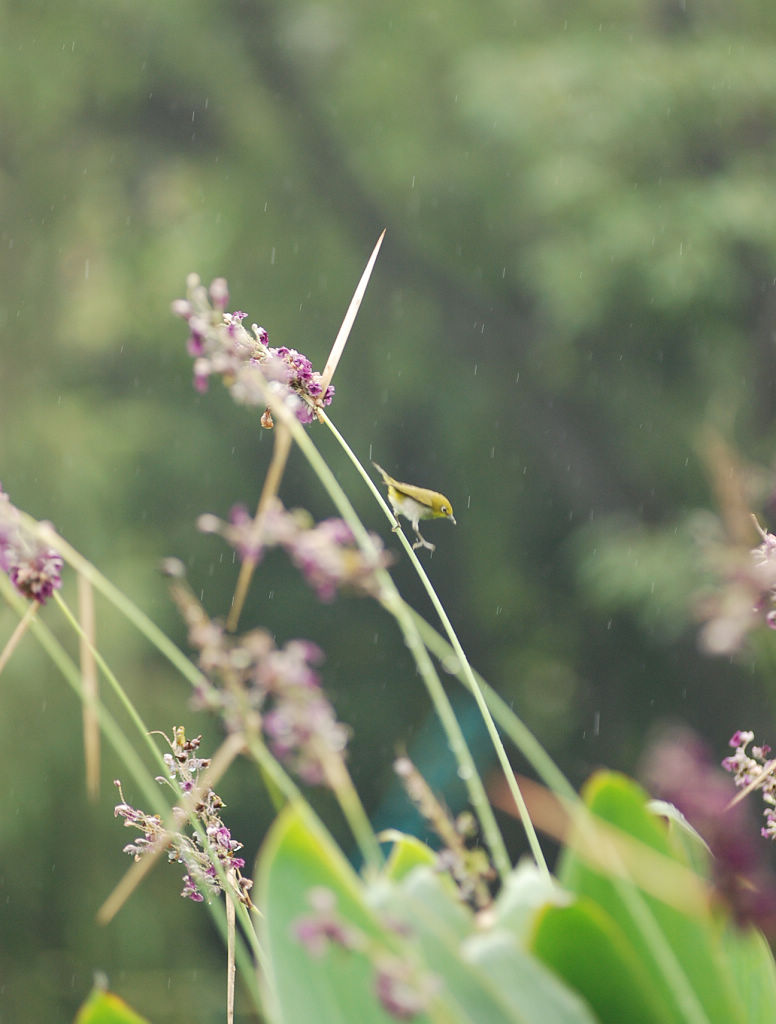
372 462 456 552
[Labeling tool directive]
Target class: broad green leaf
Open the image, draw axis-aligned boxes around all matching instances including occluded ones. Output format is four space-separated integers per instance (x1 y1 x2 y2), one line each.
257 802 425 1024
558 771 744 1024
371 866 593 1024
463 929 600 1024
721 923 776 1018
531 898 673 1024
368 866 494 1022
74 989 149 1024
380 829 437 880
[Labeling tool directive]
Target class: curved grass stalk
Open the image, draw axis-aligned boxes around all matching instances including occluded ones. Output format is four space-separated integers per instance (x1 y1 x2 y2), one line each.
1 575 164 814
258 393 512 882
53 590 163 770
227 422 292 633
410 610 577 803
320 411 546 877
0 599 38 677
34 521 203 690
321 745 384 875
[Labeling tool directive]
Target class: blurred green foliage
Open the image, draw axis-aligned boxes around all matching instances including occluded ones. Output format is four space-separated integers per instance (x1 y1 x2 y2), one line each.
3 0 776 1020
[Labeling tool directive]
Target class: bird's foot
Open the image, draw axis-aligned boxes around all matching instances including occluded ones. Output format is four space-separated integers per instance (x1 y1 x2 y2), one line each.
412 534 435 552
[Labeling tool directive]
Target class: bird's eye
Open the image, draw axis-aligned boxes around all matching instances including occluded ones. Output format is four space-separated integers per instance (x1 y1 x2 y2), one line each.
441 506 449 514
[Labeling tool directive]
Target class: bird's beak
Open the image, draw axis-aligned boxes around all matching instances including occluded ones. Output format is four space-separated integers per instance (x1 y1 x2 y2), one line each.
450 515 457 525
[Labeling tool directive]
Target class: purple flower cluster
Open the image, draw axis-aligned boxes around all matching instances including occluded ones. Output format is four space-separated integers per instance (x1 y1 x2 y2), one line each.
643 727 776 935
0 485 63 603
166 576 350 786
198 499 390 602
113 728 252 906
696 516 776 655
172 274 334 424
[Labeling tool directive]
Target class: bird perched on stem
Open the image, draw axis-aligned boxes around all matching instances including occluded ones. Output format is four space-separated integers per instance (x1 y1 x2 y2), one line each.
372 462 456 552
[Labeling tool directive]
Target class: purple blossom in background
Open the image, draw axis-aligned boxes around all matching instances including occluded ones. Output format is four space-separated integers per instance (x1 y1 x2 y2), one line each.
0 485 63 603
197 500 305 568
264 690 349 785
642 726 776 936
167 574 352 787
696 516 776 655
289 516 386 602
172 274 334 424
197 498 390 602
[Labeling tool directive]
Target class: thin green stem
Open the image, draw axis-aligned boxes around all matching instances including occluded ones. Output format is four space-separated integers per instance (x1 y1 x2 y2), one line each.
259 395 512 881
242 728 380 876
322 746 384 876
411 611 577 803
325 412 539 877
53 590 165 771
227 422 292 633
1 577 165 815
0 599 37 677
34 522 203 689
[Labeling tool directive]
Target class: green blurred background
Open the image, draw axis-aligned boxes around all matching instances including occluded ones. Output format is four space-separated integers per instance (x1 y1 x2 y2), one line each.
3 0 776 1019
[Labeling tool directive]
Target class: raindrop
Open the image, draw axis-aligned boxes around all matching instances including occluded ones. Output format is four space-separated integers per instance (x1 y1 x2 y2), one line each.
457 764 473 781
